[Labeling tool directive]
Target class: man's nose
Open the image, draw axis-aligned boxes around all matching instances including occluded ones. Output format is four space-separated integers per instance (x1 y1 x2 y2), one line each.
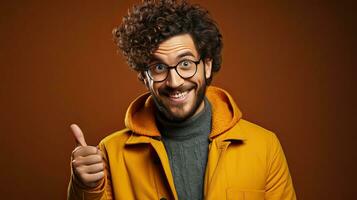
165 68 184 88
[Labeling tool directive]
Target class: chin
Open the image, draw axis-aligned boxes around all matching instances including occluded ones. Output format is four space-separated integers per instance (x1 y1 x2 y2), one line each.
165 104 196 122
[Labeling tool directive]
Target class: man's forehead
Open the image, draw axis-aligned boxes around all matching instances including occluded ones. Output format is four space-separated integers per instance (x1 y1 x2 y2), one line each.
153 34 198 59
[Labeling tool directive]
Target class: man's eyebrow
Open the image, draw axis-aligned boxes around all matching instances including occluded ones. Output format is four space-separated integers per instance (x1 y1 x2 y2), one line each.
150 51 197 63
176 52 196 59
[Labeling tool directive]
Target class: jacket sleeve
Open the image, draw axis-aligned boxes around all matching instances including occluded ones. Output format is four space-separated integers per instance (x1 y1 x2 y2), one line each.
67 142 113 200
265 133 297 200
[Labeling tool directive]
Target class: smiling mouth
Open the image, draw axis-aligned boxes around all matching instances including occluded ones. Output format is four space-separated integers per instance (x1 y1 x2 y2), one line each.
168 90 189 99
162 88 193 104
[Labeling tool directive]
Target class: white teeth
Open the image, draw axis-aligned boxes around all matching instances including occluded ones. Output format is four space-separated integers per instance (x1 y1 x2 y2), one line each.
169 91 188 99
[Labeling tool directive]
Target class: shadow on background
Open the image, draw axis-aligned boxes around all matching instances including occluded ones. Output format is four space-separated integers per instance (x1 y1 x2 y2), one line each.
0 0 356 199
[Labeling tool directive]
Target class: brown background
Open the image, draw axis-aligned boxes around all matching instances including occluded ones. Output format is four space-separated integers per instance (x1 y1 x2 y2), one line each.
1 0 356 199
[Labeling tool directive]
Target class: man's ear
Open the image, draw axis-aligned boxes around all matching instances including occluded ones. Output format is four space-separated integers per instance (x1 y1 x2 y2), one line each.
204 58 213 79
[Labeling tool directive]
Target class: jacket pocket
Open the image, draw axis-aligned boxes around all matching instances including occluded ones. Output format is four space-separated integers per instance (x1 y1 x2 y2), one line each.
226 188 265 200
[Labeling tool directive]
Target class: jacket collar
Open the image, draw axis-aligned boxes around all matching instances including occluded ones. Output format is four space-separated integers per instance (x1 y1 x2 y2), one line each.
124 86 246 145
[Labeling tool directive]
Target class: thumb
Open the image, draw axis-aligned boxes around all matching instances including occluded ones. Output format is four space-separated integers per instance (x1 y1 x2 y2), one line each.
70 124 87 147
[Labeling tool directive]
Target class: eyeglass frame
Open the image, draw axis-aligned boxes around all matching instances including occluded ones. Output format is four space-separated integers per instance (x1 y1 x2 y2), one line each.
145 58 202 83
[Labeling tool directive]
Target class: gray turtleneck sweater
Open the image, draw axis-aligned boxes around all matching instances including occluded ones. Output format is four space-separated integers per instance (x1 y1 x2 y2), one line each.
156 98 212 200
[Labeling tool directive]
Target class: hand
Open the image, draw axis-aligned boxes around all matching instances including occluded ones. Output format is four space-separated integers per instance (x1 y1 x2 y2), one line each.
70 124 105 188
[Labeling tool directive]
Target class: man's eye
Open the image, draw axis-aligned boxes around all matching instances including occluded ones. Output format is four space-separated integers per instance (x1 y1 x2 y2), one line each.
180 60 192 68
154 64 166 73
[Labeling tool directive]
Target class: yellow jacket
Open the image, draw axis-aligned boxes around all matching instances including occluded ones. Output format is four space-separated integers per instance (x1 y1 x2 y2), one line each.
68 86 296 200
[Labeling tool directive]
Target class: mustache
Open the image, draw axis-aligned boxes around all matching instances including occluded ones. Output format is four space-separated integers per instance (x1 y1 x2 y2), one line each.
159 84 195 95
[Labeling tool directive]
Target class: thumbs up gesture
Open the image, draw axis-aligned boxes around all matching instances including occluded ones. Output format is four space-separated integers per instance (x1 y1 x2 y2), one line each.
70 124 105 188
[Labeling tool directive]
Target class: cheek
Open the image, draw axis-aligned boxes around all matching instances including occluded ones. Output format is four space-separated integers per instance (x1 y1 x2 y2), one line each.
194 67 206 87
151 82 164 96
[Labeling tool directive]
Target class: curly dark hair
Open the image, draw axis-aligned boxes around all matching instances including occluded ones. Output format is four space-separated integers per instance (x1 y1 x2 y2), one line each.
113 0 223 84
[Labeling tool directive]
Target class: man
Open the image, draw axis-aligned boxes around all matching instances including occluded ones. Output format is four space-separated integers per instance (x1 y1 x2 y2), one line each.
68 0 296 199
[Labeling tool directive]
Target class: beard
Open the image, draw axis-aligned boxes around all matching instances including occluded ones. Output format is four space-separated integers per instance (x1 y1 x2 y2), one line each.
151 80 207 122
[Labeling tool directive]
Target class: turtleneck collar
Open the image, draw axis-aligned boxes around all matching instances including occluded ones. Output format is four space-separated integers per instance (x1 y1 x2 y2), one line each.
156 98 212 141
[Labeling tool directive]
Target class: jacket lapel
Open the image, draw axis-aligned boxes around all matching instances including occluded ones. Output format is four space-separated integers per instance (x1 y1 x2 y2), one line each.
204 122 247 198
150 139 179 200
125 134 178 200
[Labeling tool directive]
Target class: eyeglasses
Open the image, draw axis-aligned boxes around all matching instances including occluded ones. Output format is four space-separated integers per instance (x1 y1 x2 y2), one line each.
146 58 201 82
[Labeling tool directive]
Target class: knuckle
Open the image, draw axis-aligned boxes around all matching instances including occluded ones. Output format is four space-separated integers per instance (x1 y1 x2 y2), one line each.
99 163 104 170
90 155 101 163
88 155 100 163
94 163 103 171
96 171 105 180
95 163 103 171
85 147 97 156
88 146 98 152
75 166 84 174
95 152 103 158
78 146 98 156
72 146 82 158
72 160 79 167
86 172 103 182
95 154 103 160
